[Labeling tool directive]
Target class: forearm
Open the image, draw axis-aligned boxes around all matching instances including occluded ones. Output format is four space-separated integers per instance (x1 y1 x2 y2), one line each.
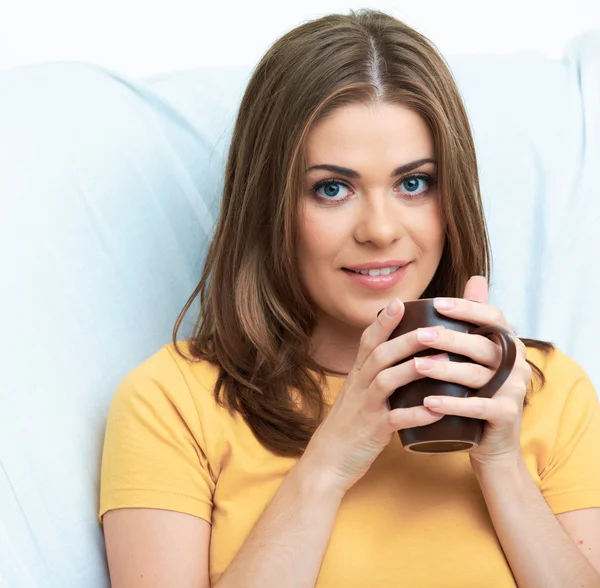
214 457 343 588
473 457 600 588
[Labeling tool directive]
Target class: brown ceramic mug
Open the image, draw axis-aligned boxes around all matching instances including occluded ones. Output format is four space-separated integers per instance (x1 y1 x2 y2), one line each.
387 298 517 454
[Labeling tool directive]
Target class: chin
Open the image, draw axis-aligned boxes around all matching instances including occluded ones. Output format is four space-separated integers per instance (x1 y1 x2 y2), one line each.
342 306 382 331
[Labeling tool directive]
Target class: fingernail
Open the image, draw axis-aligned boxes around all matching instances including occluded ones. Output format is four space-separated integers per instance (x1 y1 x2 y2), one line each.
434 298 455 310
417 328 438 342
424 397 442 407
414 357 435 370
386 298 400 316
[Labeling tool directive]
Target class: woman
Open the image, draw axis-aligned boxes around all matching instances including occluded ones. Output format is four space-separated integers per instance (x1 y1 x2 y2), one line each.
100 9 600 587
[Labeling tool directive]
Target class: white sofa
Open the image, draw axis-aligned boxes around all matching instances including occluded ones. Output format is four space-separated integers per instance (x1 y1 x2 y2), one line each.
1 33 599 587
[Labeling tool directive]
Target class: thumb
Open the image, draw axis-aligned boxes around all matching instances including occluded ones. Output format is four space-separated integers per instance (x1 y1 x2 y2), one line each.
463 275 489 303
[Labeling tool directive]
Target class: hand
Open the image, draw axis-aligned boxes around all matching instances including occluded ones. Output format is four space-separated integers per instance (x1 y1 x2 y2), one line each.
415 276 532 468
302 297 448 496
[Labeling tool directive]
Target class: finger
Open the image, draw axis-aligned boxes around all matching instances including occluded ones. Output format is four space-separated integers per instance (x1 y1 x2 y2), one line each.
387 405 445 432
423 395 520 423
414 356 492 389
463 275 489 303
354 297 404 370
432 297 512 331
425 352 450 361
367 353 450 407
416 326 501 368
358 327 438 390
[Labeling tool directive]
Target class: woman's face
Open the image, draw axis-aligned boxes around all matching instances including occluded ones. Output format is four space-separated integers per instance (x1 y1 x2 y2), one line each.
297 102 445 334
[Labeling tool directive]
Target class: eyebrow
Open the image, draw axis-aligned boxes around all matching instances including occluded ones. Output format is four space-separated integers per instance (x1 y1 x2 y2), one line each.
305 158 436 178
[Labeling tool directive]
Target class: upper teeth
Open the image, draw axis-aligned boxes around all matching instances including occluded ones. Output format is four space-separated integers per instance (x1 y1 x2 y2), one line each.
353 266 400 276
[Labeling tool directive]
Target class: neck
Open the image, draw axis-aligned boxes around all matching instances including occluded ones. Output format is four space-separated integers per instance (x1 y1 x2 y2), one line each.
309 314 364 376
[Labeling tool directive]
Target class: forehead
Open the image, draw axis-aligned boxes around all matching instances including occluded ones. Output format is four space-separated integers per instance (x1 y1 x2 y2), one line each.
305 102 434 164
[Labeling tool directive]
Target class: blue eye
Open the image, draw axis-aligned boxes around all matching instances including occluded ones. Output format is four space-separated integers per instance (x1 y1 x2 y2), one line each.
400 175 430 196
313 180 351 201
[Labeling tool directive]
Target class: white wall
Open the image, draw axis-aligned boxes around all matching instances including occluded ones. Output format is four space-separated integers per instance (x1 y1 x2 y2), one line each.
1 0 599 78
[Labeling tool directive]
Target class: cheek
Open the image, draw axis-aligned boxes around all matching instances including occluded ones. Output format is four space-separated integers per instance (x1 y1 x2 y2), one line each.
408 203 445 249
297 204 345 266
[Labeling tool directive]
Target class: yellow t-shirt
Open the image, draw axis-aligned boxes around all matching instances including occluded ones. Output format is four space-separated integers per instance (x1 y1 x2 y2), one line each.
99 343 600 587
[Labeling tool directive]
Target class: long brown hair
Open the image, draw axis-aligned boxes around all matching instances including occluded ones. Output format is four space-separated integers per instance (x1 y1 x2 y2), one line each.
173 9 553 457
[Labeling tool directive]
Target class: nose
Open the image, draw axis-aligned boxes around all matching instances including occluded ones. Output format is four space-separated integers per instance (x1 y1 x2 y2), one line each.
353 195 404 247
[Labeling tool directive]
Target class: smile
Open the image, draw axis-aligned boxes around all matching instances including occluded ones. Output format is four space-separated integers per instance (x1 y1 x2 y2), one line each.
342 263 411 291
349 266 400 276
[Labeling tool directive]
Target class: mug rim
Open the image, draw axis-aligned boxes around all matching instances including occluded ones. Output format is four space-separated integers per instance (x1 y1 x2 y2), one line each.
404 297 435 304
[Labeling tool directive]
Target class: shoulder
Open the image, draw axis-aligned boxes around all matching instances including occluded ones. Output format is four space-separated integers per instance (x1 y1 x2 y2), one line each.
525 345 589 384
111 341 226 424
100 343 224 522
120 342 219 394
522 346 600 512
523 344 598 437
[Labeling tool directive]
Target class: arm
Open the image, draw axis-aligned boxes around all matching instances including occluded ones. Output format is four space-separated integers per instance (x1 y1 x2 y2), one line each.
559 509 600 574
473 458 600 588
103 509 212 588
413 284 600 587
103 459 343 588
214 459 343 588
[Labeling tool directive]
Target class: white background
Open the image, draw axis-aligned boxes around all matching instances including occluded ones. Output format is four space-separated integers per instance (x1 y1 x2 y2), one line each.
1 0 599 78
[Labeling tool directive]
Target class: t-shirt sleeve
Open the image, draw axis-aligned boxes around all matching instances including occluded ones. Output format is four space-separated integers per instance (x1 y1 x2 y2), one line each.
99 349 215 524
540 371 600 514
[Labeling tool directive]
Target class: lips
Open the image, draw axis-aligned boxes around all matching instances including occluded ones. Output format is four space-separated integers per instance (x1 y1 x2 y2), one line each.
347 266 400 276
343 260 411 272
343 263 410 290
